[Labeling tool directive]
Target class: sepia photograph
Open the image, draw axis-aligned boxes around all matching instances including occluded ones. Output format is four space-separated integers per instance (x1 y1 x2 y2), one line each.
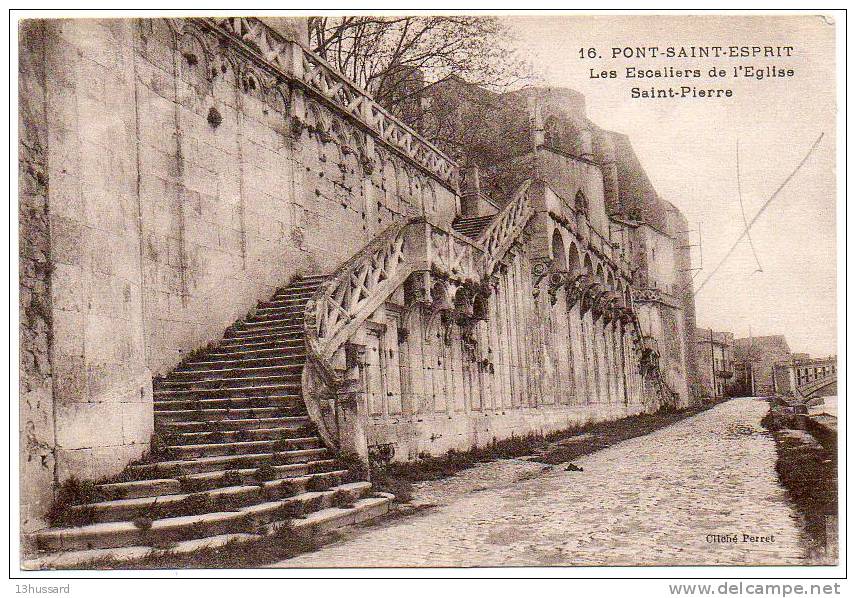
12 6 844 583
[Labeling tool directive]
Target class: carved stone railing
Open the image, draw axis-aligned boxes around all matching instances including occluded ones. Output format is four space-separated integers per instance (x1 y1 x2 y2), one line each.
302 217 487 450
479 180 536 276
302 218 415 449
428 225 483 283
210 17 458 188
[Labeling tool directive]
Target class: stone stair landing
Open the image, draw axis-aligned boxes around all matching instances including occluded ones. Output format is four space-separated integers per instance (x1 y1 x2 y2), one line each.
29 275 391 567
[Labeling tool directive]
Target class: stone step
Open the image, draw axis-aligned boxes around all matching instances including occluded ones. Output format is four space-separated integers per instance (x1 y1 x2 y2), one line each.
275 282 319 291
219 331 304 347
160 374 302 391
260 298 313 310
181 353 307 370
169 436 321 459
265 291 318 304
177 460 340 487
239 314 304 328
204 342 305 359
153 395 291 411
35 482 371 552
24 492 391 569
226 318 303 339
98 479 181 501
68 470 346 524
96 459 339 501
170 362 304 381
157 415 312 433
245 316 303 328
154 405 305 423
169 425 317 445
224 327 305 343
250 305 307 320
154 407 306 424
128 448 330 477
153 383 303 399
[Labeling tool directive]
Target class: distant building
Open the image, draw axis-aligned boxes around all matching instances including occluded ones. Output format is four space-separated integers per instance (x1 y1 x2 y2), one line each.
733 335 792 396
695 328 735 398
773 355 837 397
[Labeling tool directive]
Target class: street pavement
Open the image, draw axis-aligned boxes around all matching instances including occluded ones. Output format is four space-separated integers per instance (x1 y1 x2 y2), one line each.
277 398 806 567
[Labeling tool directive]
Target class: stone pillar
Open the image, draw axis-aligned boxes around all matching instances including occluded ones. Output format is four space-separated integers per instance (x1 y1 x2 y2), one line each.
582 311 596 403
40 20 153 487
603 322 614 404
338 342 369 462
569 305 583 405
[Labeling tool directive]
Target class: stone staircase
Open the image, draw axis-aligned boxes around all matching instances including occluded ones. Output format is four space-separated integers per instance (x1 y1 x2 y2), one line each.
27 275 391 568
452 214 495 240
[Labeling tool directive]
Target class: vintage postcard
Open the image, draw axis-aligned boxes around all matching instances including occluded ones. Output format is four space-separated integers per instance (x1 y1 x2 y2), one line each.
13 8 842 582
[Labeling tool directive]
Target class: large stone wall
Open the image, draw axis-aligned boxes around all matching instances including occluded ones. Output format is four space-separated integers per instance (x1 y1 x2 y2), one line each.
19 20 56 536
34 19 153 492
19 16 459 529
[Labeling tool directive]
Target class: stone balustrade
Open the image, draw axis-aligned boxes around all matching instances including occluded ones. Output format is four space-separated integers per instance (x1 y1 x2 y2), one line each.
209 17 459 189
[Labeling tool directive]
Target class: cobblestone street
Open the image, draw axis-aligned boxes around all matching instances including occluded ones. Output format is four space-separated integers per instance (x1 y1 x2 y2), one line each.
279 398 807 567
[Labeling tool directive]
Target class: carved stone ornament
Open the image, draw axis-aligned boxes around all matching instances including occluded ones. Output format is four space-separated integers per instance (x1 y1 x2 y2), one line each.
564 272 587 309
361 154 376 175
579 279 601 315
531 260 551 297
547 270 570 306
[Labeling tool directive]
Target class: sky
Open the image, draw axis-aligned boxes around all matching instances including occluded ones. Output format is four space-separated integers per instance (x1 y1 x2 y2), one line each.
506 15 837 356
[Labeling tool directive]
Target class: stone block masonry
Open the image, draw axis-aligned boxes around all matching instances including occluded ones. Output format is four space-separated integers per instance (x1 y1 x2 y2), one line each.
18 16 459 533
19 16 696 541
20 20 55 537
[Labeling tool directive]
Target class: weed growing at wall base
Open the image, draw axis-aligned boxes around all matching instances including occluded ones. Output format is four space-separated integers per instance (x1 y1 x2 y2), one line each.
371 399 728 502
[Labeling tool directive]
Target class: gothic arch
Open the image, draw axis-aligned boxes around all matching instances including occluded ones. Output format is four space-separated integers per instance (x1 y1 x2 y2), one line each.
176 28 212 88
568 242 581 274
472 293 489 321
584 254 595 277
453 285 470 311
138 19 178 72
551 228 567 270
